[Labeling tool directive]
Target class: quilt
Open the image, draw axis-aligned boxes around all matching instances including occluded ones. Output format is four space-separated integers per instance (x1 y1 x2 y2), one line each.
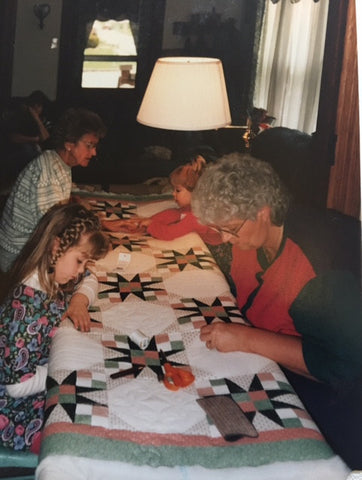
36 193 349 480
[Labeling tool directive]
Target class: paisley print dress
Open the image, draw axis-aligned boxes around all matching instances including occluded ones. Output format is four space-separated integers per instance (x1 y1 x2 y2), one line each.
0 283 65 450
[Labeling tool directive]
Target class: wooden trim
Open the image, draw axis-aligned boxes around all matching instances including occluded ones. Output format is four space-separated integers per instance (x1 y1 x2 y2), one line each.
327 0 360 218
312 0 349 208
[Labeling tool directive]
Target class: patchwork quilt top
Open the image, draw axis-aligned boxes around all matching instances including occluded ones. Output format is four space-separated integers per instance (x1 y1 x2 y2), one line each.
40 195 335 470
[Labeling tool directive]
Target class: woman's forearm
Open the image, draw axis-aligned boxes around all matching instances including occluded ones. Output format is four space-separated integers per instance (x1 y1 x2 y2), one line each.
245 327 315 379
201 322 316 380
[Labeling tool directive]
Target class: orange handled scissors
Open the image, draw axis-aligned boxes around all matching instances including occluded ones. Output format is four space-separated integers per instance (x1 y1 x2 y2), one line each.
159 350 195 391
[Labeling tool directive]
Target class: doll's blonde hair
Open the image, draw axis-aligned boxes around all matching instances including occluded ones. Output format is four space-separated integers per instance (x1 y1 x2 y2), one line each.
169 155 207 192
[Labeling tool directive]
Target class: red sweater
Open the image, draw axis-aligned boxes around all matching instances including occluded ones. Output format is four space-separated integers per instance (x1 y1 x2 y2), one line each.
231 237 316 336
147 207 222 245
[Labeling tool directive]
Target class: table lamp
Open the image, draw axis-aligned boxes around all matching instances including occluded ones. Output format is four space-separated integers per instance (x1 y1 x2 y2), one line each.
137 57 231 131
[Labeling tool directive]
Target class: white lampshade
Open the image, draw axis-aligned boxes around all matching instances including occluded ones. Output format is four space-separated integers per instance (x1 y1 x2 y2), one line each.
137 57 231 131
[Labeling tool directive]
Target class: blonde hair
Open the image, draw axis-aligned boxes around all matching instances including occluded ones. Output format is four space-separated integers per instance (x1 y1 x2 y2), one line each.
3 203 109 300
169 155 206 192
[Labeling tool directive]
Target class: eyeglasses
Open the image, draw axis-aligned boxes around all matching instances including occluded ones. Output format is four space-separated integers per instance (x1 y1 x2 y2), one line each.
209 219 247 238
80 140 98 150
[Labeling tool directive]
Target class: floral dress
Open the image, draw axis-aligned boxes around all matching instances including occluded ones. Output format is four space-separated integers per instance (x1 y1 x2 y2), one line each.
0 283 65 450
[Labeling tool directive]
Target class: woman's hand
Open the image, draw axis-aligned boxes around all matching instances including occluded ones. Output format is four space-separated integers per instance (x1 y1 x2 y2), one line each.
28 106 50 141
62 292 90 332
200 321 313 379
28 105 40 120
200 323 250 352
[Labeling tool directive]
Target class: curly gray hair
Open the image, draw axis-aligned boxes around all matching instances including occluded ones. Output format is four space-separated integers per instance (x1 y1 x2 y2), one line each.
191 153 290 226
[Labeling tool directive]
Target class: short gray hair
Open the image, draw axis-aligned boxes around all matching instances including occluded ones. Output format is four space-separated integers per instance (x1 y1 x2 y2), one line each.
192 153 290 226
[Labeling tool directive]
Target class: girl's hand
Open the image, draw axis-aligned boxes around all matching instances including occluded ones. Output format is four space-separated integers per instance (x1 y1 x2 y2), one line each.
123 218 147 233
101 219 128 231
62 293 90 332
138 218 152 228
101 218 148 233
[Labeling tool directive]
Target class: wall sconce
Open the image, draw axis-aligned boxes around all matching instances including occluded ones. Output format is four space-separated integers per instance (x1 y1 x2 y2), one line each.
33 3 51 29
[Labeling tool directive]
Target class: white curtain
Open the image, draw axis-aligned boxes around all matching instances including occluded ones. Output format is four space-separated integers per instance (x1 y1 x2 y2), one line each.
253 0 329 134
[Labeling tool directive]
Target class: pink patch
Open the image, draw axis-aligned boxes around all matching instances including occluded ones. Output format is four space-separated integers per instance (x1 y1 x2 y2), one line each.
49 327 59 337
30 431 42 454
15 425 25 435
33 399 45 409
238 401 256 412
24 286 35 297
249 390 268 401
0 414 10 429
38 316 49 326
21 373 35 382
16 338 25 348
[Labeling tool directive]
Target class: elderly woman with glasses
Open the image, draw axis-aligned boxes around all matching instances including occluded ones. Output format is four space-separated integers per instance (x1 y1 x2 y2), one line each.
192 153 361 469
0 107 106 272
0 107 106 332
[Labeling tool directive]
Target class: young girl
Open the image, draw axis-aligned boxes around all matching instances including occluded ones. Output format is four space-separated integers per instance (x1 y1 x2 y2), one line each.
0 203 109 453
102 156 222 245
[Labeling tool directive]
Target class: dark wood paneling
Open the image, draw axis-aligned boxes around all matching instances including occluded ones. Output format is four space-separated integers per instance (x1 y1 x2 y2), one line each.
312 0 349 208
327 0 360 218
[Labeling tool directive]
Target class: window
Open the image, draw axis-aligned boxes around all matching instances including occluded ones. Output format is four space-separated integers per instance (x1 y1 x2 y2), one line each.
253 0 329 134
82 18 137 89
